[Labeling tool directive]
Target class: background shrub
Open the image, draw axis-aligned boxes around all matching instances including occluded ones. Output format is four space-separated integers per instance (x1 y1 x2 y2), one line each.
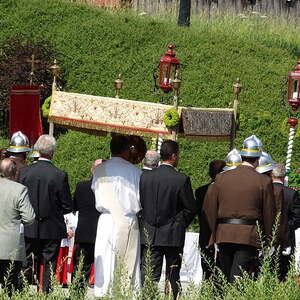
0 0 299 193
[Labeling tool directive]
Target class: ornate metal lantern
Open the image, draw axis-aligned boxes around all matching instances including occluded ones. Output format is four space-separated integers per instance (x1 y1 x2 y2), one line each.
158 44 180 93
287 60 300 111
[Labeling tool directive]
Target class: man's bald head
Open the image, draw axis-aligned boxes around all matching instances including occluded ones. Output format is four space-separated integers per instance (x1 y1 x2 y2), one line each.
0 158 17 179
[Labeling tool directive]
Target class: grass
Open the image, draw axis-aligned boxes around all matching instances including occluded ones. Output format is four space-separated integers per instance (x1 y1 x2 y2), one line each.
1 242 300 299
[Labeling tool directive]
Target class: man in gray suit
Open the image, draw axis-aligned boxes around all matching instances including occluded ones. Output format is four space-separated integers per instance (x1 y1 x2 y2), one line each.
0 158 35 295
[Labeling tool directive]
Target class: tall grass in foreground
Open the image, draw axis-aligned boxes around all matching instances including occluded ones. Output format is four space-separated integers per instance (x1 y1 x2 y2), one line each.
1 232 300 299
1 254 299 299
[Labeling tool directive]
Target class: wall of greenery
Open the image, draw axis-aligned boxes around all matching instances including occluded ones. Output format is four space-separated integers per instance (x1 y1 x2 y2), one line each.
0 0 300 195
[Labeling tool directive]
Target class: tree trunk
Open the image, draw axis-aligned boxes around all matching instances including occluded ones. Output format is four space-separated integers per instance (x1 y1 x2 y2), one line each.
177 0 191 26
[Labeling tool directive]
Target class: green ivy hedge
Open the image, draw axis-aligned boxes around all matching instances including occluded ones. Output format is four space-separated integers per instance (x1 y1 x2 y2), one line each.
0 0 300 195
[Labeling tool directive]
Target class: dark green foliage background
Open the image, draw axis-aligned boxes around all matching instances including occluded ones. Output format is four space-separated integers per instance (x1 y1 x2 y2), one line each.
0 0 300 193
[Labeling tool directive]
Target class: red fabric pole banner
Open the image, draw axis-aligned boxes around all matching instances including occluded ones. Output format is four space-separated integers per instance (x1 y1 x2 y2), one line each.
9 85 43 145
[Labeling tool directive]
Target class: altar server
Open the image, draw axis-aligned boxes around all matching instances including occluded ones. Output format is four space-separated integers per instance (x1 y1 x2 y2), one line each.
56 212 77 285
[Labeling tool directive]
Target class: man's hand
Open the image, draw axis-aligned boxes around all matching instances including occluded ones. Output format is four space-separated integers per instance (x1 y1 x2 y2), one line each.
67 231 74 239
282 247 292 256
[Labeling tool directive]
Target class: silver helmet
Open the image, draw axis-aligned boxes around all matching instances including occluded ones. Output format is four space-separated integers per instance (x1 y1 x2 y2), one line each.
239 135 263 158
253 135 263 151
256 151 276 174
7 131 31 153
223 149 242 171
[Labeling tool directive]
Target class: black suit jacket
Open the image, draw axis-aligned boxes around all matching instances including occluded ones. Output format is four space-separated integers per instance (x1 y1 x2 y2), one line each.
139 164 196 247
73 179 100 244
273 182 300 248
18 160 72 239
195 183 210 249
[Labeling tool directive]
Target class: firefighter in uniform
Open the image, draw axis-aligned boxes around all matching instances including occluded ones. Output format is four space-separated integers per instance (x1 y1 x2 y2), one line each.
223 149 242 172
202 135 276 283
7 131 31 179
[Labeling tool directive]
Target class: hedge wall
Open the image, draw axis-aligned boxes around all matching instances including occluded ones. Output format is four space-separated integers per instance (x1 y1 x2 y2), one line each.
0 0 300 193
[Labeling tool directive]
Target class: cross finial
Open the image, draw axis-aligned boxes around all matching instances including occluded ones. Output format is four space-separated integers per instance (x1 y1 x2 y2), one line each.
26 54 40 85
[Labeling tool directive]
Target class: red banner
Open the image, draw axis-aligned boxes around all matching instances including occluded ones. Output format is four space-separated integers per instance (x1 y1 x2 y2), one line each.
10 85 43 145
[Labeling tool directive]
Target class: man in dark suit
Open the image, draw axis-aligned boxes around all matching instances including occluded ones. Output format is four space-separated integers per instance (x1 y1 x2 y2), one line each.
73 159 102 287
195 159 225 280
203 135 276 283
139 140 196 300
272 163 300 281
18 134 72 293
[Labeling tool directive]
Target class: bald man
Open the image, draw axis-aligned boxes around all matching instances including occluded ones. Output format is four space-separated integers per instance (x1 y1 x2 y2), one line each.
0 158 35 296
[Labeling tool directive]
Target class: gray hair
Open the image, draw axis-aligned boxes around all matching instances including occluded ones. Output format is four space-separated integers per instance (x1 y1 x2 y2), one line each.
272 163 286 178
0 158 17 179
143 150 160 169
34 135 56 157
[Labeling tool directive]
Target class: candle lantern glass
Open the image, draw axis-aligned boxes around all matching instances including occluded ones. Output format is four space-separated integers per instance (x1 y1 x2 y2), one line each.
287 60 300 111
158 45 180 93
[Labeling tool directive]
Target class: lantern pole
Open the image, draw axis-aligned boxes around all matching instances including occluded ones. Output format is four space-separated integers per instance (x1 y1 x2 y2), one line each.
285 118 298 185
49 59 61 136
233 78 242 120
173 70 181 109
230 78 242 149
172 70 181 141
114 74 123 99
284 60 300 185
157 136 164 154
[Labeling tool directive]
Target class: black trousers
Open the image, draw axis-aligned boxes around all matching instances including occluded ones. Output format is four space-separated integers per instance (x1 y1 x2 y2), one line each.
0 260 22 296
25 237 61 293
141 245 182 300
278 253 292 281
200 247 218 280
218 243 258 283
73 243 95 285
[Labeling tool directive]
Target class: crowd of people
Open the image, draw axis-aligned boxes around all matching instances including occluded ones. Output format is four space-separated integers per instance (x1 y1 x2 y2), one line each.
0 131 299 299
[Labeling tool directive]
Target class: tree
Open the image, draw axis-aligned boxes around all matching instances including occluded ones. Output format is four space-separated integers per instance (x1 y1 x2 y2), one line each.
177 0 191 27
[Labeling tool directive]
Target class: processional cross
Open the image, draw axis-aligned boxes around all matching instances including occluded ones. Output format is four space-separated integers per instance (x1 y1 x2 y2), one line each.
26 54 40 85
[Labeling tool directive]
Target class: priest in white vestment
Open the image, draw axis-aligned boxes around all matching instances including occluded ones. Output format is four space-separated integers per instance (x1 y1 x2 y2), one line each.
92 135 142 298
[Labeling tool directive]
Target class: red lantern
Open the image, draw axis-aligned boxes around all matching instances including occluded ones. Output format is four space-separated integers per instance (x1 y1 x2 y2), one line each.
287 60 300 111
158 45 180 93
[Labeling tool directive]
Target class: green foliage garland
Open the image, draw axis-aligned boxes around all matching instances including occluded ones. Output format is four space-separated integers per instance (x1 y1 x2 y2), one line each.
42 96 51 118
163 108 180 128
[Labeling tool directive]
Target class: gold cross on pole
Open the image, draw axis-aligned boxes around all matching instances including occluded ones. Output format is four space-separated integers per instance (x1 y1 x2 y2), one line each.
26 54 40 85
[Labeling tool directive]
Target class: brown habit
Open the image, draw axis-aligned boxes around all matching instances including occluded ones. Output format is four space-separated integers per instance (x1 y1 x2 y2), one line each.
202 165 276 248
